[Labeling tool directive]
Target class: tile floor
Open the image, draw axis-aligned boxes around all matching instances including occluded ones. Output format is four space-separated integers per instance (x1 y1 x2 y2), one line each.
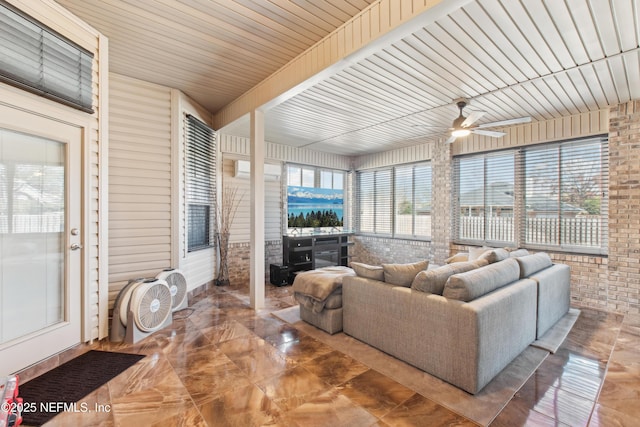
16 282 640 426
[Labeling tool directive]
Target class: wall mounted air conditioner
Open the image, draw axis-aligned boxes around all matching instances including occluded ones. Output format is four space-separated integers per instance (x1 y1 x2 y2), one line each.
233 159 281 181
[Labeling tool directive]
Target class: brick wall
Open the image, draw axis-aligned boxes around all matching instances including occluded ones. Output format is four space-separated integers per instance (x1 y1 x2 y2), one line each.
351 235 431 265
607 101 640 314
430 138 452 264
226 240 282 287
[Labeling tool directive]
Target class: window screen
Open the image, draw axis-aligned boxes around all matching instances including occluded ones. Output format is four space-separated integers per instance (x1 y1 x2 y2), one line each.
186 115 216 252
0 2 93 113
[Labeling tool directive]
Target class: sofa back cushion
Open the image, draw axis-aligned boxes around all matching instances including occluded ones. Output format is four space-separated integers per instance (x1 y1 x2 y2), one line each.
443 258 520 302
516 252 553 278
411 259 488 295
351 262 384 281
383 260 429 287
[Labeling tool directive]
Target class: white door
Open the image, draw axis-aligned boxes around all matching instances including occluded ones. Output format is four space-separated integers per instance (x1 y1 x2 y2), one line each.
0 105 83 375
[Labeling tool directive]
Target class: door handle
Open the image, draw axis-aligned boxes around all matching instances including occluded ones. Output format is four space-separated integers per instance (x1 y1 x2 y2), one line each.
70 243 83 251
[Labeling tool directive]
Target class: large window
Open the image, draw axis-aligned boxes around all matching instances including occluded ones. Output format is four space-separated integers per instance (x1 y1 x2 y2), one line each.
453 136 608 253
286 165 346 232
357 162 432 239
186 115 216 252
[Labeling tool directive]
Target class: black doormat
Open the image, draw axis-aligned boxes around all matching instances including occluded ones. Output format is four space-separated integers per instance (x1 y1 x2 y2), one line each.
18 350 145 426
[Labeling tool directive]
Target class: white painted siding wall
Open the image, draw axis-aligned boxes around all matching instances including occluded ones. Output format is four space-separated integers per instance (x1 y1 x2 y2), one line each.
108 73 172 307
4 0 107 340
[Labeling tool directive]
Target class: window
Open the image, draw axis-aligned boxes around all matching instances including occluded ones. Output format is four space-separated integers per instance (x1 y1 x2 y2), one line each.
286 164 345 231
186 115 216 252
454 152 515 243
453 136 608 253
0 2 93 112
357 162 432 239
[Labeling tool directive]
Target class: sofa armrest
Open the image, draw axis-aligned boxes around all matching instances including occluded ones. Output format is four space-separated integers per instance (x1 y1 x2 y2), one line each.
406 278 537 394
529 263 571 338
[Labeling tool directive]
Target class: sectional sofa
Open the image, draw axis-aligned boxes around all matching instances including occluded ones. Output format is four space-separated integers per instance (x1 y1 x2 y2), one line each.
342 249 570 394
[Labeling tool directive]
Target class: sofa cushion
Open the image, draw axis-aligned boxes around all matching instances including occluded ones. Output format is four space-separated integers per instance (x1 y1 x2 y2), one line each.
516 252 553 278
411 260 488 295
383 260 429 287
477 248 510 264
351 262 384 281
445 252 469 263
443 258 521 302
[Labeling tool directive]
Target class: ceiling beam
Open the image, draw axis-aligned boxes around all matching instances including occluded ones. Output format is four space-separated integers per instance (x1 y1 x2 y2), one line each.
212 0 474 130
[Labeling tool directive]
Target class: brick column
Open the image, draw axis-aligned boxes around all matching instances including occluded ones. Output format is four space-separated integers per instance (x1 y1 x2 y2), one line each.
608 101 640 314
431 140 452 264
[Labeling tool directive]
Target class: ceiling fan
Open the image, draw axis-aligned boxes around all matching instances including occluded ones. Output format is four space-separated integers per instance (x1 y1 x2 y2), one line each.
418 98 532 143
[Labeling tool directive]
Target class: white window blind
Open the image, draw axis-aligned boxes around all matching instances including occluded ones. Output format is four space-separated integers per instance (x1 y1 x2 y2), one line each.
186 115 216 252
453 136 608 253
0 2 93 113
394 163 432 238
522 138 608 250
357 163 432 239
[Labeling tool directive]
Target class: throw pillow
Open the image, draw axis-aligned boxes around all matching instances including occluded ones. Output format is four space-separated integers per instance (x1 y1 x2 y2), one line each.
508 248 530 258
350 262 385 281
477 248 510 264
411 259 488 294
382 260 429 287
468 246 491 260
445 252 469 263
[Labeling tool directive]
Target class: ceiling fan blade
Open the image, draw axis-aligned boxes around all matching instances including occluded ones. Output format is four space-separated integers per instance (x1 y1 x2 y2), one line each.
461 110 486 127
477 116 531 128
445 135 457 144
472 129 506 138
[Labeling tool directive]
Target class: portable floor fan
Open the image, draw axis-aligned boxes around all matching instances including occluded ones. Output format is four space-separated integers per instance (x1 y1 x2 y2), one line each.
156 268 188 312
110 277 173 344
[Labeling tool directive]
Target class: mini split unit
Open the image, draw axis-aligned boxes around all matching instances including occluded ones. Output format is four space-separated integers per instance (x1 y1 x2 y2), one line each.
233 159 281 180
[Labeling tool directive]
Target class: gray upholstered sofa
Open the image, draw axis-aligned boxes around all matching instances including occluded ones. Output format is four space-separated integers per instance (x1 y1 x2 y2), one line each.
342 250 570 394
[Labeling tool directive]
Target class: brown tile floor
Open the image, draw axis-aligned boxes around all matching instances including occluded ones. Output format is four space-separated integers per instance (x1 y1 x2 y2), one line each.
16 282 640 426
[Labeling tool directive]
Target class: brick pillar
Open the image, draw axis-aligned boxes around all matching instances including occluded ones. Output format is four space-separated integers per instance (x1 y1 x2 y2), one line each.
431 140 452 264
608 101 640 314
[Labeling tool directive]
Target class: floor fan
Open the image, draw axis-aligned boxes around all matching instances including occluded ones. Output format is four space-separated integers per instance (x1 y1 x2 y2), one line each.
110 278 173 344
156 268 188 312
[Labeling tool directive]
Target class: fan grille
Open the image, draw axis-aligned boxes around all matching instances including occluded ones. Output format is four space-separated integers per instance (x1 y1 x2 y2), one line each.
132 280 172 332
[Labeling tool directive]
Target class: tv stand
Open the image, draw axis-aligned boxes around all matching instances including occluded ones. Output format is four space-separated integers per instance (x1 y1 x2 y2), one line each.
282 233 352 284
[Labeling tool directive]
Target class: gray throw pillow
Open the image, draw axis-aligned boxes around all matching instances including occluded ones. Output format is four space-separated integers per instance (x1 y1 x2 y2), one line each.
411 259 488 294
508 248 530 258
382 260 429 287
351 262 385 281
477 248 510 264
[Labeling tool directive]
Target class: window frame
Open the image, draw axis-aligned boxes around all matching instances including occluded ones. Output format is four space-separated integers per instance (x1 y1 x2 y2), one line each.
356 161 433 241
185 114 216 253
453 136 608 255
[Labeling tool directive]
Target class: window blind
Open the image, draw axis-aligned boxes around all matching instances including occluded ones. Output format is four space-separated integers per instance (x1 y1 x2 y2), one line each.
453 136 608 253
522 137 608 250
0 2 93 113
453 151 516 245
186 115 216 252
394 163 432 238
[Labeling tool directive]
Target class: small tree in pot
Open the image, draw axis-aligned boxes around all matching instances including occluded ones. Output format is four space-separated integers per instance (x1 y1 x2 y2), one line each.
215 185 243 286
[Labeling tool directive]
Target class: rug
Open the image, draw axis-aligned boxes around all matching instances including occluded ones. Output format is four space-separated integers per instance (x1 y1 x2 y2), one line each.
18 350 145 426
272 305 550 426
531 308 581 353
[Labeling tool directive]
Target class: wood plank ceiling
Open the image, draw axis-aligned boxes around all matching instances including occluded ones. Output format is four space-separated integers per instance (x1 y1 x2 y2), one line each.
56 0 639 156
